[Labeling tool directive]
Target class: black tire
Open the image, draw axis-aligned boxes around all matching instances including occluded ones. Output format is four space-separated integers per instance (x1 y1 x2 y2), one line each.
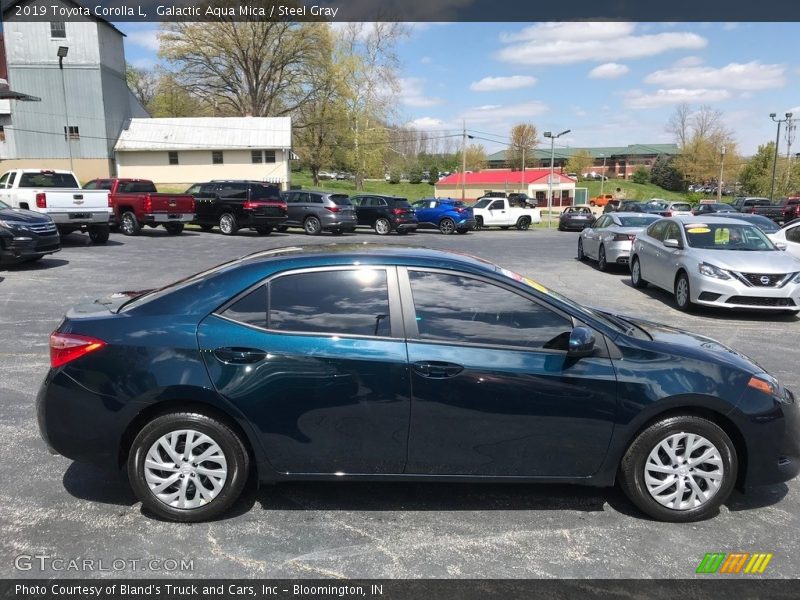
630 256 648 288
330 228 344 236
516 216 531 230
598 245 608 272
674 271 693 312
127 412 249 523
275 225 288 232
255 226 272 236
120 211 141 236
439 218 456 235
88 224 110 244
219 212 238 236
619 415 737 522
577 237 586 261
395 229 409 235
474 216 484 231
164 223 184 235
200 224 214 232
374 218 391 236
303 216 322 236
456 228 469 235
500 226 510 230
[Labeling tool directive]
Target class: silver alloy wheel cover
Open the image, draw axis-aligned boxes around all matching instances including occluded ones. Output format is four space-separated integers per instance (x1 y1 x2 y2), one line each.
440 219 454 233
305 217 320 233
632 259 641 283
144 429 228 509
220 214 233 234
122 213 135 234
375 219 390 234
676 277 689 306
644 432 723 510
577 238 583 258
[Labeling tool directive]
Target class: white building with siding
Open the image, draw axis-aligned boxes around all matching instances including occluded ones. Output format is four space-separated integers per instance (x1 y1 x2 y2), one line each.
115 117 293 190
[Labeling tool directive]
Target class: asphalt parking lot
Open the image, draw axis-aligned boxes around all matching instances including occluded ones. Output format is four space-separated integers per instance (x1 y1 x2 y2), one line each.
1 225 799 579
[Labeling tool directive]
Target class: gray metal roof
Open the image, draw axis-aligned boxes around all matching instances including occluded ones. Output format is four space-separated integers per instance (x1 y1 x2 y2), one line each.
115 117 292 152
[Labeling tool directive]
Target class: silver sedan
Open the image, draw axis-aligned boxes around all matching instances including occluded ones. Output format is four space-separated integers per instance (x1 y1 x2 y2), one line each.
630 216 800 313
578 212 661 270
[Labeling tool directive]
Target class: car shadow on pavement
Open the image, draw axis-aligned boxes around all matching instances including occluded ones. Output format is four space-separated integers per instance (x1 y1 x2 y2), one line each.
725 484 789 512
62 462 137 507
1 258 69 271
59 235 124 247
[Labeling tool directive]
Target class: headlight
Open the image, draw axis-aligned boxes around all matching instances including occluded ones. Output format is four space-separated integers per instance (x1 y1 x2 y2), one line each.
792 272 800 284
698 262 731 280
0 219 30 232
748 374 794 404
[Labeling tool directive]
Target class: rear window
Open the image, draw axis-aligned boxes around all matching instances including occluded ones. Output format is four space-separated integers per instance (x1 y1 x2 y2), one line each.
671 203 691 211
391 198 411 208
250 184 281 200
18 172 79 188
330 194 352 206
619 215 659 227
120 181 157 194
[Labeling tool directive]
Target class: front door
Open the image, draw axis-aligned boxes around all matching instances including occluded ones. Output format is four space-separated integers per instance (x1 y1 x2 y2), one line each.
485 199 507 225
197 267 411 474
400 268 617 477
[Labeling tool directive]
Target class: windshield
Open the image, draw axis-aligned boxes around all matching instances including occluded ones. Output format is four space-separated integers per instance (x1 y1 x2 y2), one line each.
684 223 776 251
18 172 80 188
0 199 9 209
473 199 492 208
619 215 659 227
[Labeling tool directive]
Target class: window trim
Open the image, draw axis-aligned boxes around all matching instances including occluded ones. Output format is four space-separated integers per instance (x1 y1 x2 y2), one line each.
397 266 576 354
213 265 405 341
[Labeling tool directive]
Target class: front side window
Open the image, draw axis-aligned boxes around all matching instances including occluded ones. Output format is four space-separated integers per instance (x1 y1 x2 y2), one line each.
269 269 391 337
408 271 572 350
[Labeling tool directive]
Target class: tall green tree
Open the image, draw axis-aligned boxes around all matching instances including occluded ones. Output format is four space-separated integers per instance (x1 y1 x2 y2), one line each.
649 155 684 191
739 142 779 196
565 150 593 179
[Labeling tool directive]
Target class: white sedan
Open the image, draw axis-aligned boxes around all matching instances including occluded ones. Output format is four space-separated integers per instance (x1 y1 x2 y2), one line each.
578 212 661 270
768 219 800 259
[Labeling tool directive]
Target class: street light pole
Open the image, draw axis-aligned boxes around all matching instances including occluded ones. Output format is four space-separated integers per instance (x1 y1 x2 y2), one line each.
57 46 73 173
544 129 570 228
770 112 792 201
599 153 606 197
717 145 726 203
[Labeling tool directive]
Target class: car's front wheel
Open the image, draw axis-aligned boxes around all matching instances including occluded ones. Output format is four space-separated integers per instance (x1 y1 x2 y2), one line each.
674 271 693 311
619 415 736 522
303 216 321 236
630 256 648 288
127 412 249 522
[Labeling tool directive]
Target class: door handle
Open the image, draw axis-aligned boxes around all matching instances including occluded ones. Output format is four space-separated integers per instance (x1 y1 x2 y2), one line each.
413 361 464 378
213 347 267 364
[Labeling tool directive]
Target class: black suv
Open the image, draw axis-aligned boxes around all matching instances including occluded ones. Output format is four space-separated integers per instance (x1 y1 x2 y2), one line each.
0 198 60 264
350 195 418 235
191 181 288 235
281 190 357 235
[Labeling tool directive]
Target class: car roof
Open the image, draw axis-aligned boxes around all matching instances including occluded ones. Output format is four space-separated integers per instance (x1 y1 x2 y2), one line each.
673 215 763 225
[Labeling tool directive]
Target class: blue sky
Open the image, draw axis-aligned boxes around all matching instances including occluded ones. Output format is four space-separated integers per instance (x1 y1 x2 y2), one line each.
119 22 800 156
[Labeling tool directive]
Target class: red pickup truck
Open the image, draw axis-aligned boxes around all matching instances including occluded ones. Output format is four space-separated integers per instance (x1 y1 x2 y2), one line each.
83 178 195 236
782 196 800 224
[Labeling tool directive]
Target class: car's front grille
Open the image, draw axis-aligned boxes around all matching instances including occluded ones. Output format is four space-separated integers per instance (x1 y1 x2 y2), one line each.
726 296 796 307
26 222 58 234
737 272 792 287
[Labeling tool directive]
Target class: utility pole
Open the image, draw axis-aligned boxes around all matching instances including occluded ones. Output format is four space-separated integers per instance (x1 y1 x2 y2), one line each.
521 146 525 195
599 153 607 197
544 129 571 228
770 112 792 201
461 120 466 202
57 46 73 173
717 145 726 202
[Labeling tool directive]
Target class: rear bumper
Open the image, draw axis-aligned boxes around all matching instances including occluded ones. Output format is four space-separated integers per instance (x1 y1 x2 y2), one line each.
239 213 288 227
457 217 476 230
144 213 195 224
49 211 111 225
394 222 418 232
321 215 357 230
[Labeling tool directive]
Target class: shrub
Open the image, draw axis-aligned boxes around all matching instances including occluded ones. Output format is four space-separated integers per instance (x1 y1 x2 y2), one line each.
631 167 650 185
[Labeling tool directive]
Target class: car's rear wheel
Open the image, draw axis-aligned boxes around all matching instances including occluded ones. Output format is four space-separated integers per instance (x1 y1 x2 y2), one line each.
619 415 736 522
127 412 249 522
164 223 184 235
219 213 238 236
439 218 456 235
577 237 586 261
516 216 531 230
598 245 608 271
88 224 110 244
374 218 391 236
120 211 141 236
199 225 213 232
674 272 693 311
456 228 469 235
303 216 321 236
630 256 648 288
474 216 484 231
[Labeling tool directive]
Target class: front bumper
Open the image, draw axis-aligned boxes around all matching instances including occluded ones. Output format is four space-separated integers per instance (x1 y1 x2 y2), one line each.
0 233 60 263
144 213 195 224
689 272 800 310
49 211 112 225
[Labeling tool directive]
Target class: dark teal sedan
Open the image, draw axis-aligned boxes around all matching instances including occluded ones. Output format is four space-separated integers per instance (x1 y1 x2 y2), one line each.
37 245 800 522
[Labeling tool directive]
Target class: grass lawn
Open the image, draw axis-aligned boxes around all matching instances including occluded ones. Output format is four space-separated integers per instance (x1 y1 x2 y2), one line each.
582 179 689 201
290 171 439 200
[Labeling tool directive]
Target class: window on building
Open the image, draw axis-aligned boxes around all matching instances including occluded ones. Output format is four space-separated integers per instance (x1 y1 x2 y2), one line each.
264 150 276 163
50 22 66 39
251 150 277 164
212 151 223 164
63 126 79 140
251 150 262 164
0 126 5 142
168 151 179 165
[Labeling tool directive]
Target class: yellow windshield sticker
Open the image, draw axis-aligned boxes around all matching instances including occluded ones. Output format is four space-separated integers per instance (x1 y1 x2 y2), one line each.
687 227 711 234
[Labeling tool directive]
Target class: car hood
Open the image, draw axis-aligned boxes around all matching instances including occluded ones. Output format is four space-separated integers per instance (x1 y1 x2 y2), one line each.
611 313 765 374
692 249 800 273
0 206 52 224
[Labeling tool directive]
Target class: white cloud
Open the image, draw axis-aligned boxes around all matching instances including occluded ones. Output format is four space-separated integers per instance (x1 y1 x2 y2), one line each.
672 56 704 68
624 88 731 109
588 63 629 79
407 117 451 130
788 106 800 114
495 22 707 66
126 29 160 52
469 75 537 92
398 78 445 108
459 101 549 123
644 61 785 91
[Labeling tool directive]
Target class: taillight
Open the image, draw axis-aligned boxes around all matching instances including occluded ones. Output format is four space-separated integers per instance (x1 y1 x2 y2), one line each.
613 233 636 241
455 207 465 213
49 332 106 368
325 206 341 212
143 196 152 213
665 211 673 217
36 193 46 208
748 207 756 213
392 208 405 215
190 199 196 212
107 195 113 208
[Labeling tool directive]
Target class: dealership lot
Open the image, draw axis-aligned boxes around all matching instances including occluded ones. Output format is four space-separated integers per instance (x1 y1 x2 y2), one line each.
1 226 799 578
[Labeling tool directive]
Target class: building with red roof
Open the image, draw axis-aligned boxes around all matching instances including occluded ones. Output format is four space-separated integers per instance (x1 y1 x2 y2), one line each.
435 169 577 205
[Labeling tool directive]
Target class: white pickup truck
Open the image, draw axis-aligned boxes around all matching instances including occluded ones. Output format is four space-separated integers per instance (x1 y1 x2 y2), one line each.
471 197 541 230
0 169 111 243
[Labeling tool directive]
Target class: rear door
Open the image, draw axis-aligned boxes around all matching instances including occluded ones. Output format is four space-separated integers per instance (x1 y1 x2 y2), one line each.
198 266 411 474
194 183 220 223
413 200 437 226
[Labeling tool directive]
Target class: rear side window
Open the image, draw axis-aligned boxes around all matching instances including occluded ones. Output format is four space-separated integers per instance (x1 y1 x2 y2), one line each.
222 285 267 328
269 269 391 337
330 195 352 206
646 220 668 241
18 172 79 188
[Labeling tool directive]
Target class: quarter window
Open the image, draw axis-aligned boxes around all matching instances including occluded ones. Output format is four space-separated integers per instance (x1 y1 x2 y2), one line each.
408 271 572 350
269 269 391 337
222 285 267 328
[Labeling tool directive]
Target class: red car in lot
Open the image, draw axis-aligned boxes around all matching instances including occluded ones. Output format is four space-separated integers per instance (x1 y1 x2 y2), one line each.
84 178 195 236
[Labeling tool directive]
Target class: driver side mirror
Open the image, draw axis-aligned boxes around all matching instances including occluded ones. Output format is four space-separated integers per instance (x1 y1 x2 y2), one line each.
567 326 595 358
663 238 681 249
